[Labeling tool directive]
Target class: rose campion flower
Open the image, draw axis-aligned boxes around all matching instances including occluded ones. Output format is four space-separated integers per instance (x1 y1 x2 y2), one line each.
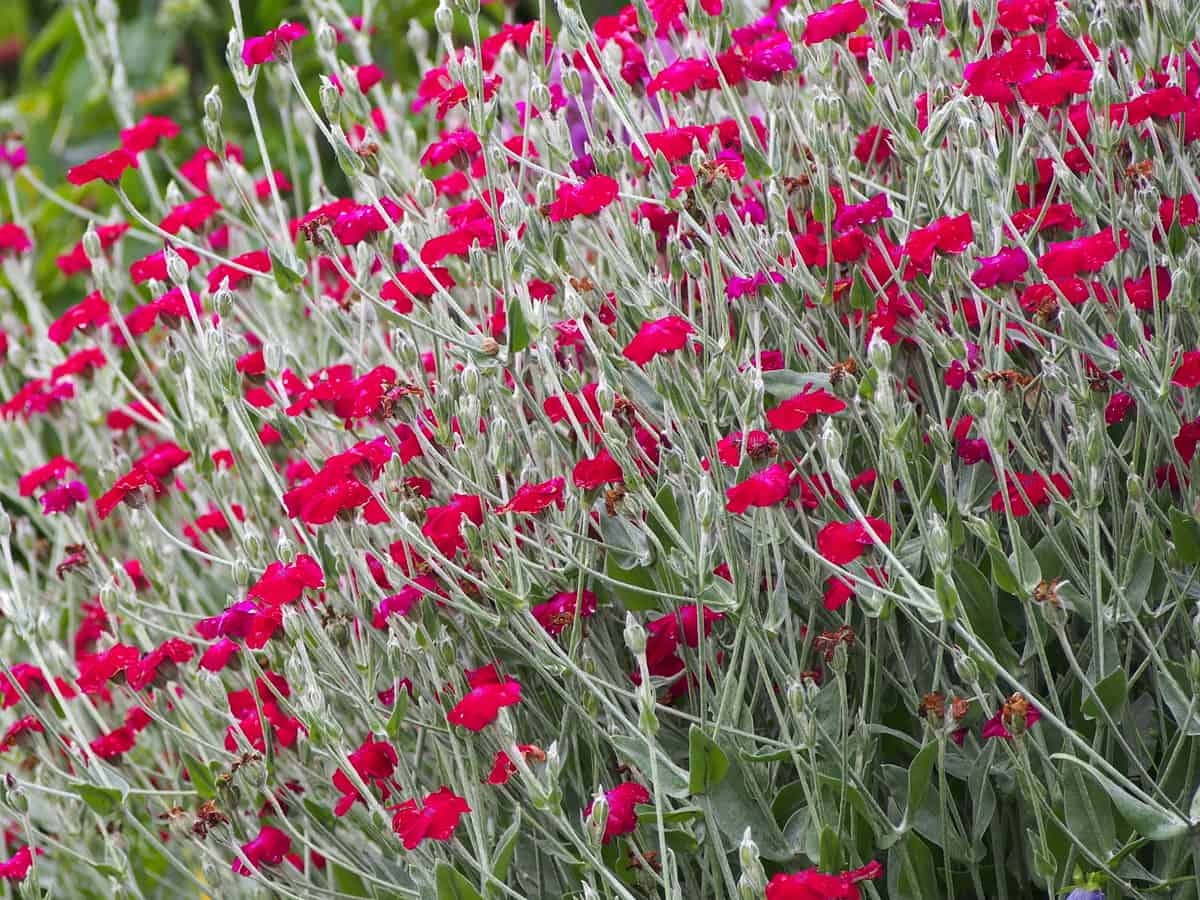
544 175 619 221
531 590 598 636
816 518 893 565
725 463 791 513
585 781 650 843
486 745 546 785
447 665 522 731
766 388 846 431
495 477 565 515
233 826 292 875
0 846 34 882
622 316 695 366
0 223 31 257
971 247 1029 288
241 22 309 67
247 555 325 606
119 115 180 154
1037 228 1125 278
766 861 882 899
332 736 399 815
66 149 138 186
802 0 868 45
391 787 471 849
982 693 1042 739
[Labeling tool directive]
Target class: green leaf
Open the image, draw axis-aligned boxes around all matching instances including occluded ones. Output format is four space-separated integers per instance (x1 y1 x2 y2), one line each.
385 686 411 740
706 760 791 859
905 742 938 819
182 753 217 801
688 726 730 795
610 735 690 798
1120 541 1155 615
603 553 661 611
1062 766 1116 858
648 485 681 553
490 811 522 892
1081 668 1128 720
1053 754 1189 841
507 296 531 353
760 369 832 399
1009 531 1041 594
1170 507 1200 563
1158 661 1200 735
333 865 369 897
819 825 843 870
888 832 939 900
954 558 1019 671
436 863 484 900
987 547 1020 596
72 783 124 816
848 272 874 311
968 744 996 843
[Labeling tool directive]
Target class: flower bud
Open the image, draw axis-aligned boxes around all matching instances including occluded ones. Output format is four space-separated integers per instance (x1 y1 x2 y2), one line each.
320 78 341 121
562 65 583 97
953 648 979 684
623 612 647 655
317 20 338 54
83 224 103 262
165 248 190 286
435 3 454 36
867 331 892 372
585 794 609 846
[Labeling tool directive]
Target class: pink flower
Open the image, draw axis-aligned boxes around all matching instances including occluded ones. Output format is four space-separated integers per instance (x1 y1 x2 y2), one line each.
332 736 399 815
19 456 79 496
0 223 31 256
545 175 620 221
622 316 694 366
66 149 138 186
0 846 33 882
1172 351 1200 388
766 861 882 899
531 590 599 636
725 463 792 513
585 782 650 843
971 247 1029 288
833 192 892 233
495 478 564 515
573 450 625 489
766 388 846 431
1038 228 1124 279
247 555 325 606
990 471 1071 516
233 826 291 875
716 430 777 466
816 518 893 565
242 23 309 67
447 665 522 731
803 1 867 45
420 128 482 168
391 787 471 850
982 693 1041 740
119 116 180 154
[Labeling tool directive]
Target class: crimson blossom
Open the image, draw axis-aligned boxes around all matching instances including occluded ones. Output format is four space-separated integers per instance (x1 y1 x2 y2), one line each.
585 781 651 843
447 665 522 731
766 861 882 899
391 787 471 849
233 826 291 875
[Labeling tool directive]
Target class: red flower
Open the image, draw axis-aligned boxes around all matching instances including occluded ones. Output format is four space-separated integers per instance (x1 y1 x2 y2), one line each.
1105 391 1134 425
0 223 31 256
241 22 309 67
77 643 139 694
0 716 43 752
545 175 620 221
486 744 546 785
1037 228 1124 278
48 292 111 344
126 638 194 690
119 116 180 154
982 693 1041 739
725 463 791 513
447 665 522 731
66 149 138 186
1172 351 1200 388
0 846 33 883
19 456 78 496
573 449 625 489
622 316 694 366
766 388 846 431
199 638 241 672
130 247 200 284
585 781 650 843
372 575 442 628
648 58 720 96
381 268 455 311
421 493 485 557
766 861 882 899
206 249 271 292
233 826 292 875
248 555 324 606
332 736 399 815
495 477 564 515
391 786 471 850
971 247 1028 288
853 126 893 165
161 196 221 234
816 518 893 565
1125 266 1171 310
902 213 974 277
420 128 482 168
56 223 129 274
1019 67 1092 107
716 430 777 466
990 471 1071 516
803 1 867 44
532 590 599 636
833 193 892 233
